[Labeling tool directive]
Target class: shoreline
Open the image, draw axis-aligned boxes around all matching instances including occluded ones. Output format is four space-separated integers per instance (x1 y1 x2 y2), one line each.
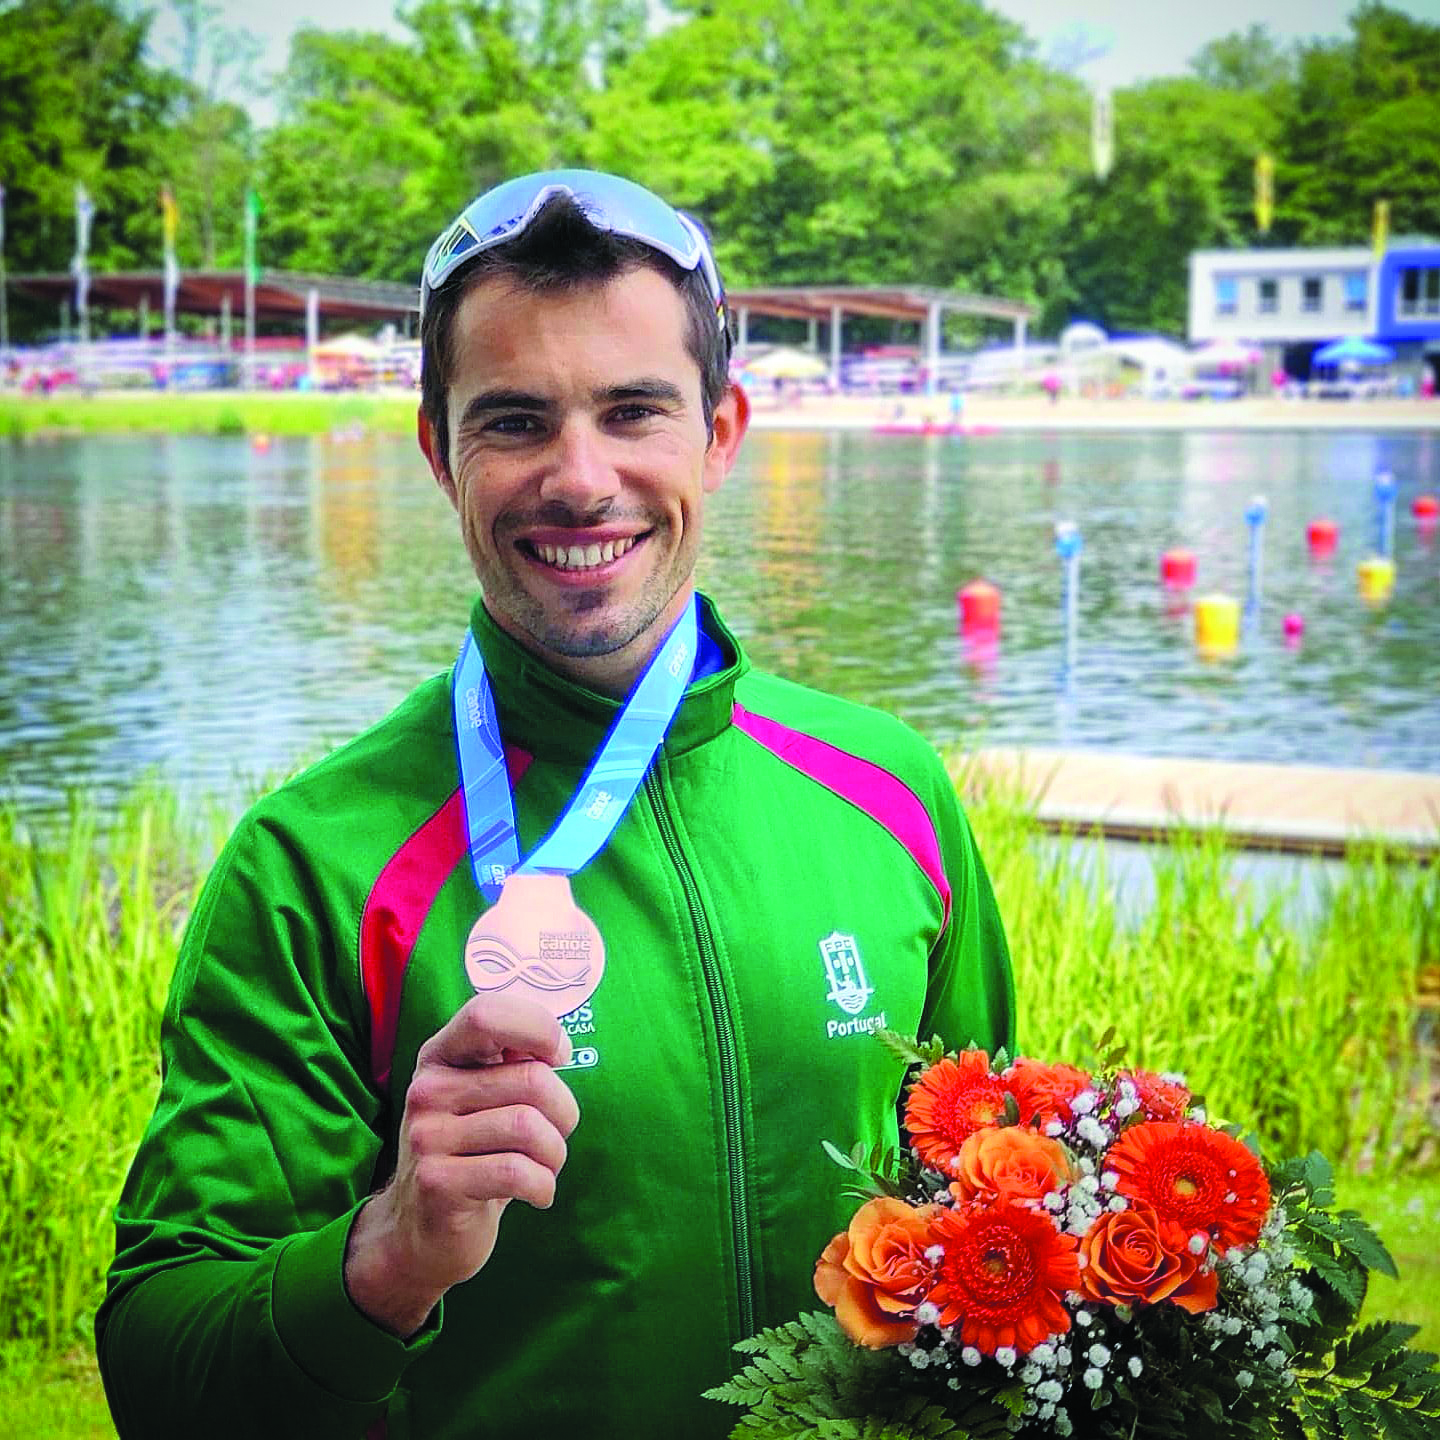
4 388 1440 437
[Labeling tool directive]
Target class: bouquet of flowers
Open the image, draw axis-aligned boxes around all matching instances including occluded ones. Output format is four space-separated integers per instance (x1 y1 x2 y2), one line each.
707 1034 1439 1438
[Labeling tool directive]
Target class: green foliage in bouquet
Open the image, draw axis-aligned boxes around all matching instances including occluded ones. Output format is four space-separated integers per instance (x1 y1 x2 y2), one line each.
704 1309 1019 1439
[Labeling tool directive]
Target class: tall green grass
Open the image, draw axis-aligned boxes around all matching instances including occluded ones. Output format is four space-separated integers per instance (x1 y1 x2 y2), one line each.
0 788 215 1352
0 781 1434 1365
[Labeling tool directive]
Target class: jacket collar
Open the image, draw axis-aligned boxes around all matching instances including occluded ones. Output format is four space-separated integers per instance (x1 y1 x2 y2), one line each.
466 590 747 765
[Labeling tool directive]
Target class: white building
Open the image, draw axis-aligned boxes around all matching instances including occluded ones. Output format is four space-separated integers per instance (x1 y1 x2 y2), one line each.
1188 247 1373 347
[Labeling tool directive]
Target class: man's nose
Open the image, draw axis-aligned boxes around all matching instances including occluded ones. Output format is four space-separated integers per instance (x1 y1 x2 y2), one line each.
538 418 621 509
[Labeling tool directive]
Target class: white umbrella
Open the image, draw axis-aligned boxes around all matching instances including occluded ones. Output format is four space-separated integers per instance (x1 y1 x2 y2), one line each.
742 346 830 380
1189 340 1260 370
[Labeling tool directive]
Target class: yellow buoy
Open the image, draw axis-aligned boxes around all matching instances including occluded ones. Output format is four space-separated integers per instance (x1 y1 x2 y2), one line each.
1193 593 1240 657
1356 556 1396 604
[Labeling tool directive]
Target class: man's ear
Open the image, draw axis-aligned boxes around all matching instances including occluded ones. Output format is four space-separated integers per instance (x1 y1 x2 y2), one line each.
703 381 750 495
417 406 457 508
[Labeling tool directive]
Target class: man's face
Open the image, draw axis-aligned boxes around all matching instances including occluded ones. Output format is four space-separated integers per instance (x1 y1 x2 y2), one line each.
421 265 747 690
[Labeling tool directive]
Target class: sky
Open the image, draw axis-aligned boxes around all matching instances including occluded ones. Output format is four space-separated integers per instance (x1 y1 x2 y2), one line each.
151 0 1440 121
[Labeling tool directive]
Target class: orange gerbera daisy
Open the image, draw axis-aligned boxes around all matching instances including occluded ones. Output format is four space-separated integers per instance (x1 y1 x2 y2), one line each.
924 1199 1080 1355
904 1051 1008 1176
1005 1057 1092 1129
1106 1122 1271 1251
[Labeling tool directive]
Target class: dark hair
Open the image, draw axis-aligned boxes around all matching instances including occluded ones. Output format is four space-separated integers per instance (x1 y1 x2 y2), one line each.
420 194 731 472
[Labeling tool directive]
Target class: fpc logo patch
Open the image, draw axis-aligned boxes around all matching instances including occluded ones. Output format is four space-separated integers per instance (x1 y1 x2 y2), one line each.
819 932 885 1039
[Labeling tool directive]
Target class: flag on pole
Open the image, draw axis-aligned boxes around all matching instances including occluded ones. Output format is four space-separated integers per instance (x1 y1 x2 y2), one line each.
160 185 178 253
1372 198 1390 259
1254 154 1274 235
1091 89 1114 182
160 186 180 331
244 189 262 284
73 182 95 318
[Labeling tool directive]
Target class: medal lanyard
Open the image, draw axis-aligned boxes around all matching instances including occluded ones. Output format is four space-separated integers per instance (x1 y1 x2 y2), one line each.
452 597 699 903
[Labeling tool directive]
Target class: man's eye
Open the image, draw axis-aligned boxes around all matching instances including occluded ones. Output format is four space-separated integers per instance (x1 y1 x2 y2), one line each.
486 415 541 436
610 405 658 424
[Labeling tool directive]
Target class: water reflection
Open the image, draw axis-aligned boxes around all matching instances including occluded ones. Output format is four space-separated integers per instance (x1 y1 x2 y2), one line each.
1 427 1438 818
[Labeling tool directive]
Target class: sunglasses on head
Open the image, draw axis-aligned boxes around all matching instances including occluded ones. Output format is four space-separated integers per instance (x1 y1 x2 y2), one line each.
421 169 726 334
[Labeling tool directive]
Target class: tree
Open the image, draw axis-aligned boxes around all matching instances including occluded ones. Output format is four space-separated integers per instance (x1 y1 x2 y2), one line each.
158 0 260 269
0 0 173 277
1063 79 1277 334
586 0 1088 334
1277 2 1440 245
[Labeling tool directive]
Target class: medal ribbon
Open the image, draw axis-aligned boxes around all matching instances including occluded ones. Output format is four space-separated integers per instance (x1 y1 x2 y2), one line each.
452 597 699 903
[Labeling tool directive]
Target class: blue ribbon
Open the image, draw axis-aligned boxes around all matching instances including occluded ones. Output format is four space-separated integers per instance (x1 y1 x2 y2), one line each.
452 597 699 903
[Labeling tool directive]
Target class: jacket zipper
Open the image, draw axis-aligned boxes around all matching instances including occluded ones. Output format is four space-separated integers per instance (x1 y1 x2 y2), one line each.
644 766 756 1341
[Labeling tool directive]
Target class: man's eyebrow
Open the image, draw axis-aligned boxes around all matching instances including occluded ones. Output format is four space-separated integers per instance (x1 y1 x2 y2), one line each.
596 379 686 406
457 389 551 428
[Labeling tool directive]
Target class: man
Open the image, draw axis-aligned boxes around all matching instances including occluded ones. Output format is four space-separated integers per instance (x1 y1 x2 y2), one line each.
97 171 1013 1438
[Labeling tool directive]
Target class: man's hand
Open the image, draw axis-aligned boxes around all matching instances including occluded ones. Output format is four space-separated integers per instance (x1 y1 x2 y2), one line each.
343 993 580 1338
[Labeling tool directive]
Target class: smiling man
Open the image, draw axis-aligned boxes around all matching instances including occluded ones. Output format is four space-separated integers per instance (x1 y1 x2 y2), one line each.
97 171 1014 1439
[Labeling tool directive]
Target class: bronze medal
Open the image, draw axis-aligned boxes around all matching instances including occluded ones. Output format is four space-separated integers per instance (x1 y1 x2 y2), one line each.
464 872 606 1020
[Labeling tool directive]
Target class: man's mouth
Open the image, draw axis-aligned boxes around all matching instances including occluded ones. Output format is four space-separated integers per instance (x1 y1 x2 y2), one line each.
518 533 647 572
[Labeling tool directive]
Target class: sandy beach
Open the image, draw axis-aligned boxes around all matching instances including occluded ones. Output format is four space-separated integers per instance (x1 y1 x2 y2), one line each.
745 391 1440 432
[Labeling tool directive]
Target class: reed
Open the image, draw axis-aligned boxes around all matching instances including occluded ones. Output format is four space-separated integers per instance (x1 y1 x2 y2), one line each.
0 780 1434 1364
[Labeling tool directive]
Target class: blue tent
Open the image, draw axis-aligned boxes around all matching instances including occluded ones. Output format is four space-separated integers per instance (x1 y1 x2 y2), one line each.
1313 336 1395 366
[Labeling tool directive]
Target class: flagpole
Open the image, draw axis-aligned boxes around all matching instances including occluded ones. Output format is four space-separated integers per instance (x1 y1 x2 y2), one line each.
73 183 93 387
161 186 179 382
243 189 258 390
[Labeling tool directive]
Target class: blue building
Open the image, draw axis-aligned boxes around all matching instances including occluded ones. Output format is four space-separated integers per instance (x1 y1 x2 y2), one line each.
1374 240 1440 383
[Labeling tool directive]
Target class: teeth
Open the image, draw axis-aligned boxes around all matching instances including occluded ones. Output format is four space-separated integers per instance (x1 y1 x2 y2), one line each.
534 536 638 570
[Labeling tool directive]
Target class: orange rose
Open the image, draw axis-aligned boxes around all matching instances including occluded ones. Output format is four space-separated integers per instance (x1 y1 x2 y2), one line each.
1119 1069 1192 1124
813 1197 936 1348
1079 1201 1217 1314
950 1126 1075 1206
1005 1057 1093 1128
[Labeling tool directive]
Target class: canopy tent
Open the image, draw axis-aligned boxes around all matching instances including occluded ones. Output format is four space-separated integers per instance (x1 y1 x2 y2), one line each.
1312 336 1395 367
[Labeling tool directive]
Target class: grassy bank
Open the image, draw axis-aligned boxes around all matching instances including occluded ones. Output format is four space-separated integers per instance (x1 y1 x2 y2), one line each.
0 390 418 439
0 782 1435 1433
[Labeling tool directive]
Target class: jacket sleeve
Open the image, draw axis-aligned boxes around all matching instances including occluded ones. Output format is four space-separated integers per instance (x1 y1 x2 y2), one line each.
95 809 436 1438
916 758 1016 1058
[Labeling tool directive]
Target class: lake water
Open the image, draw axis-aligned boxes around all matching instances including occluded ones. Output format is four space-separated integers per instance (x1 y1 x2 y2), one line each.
1 427 1438 819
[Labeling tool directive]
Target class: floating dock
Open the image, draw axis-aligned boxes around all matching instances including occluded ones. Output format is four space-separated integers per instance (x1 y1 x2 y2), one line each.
963 749 1440 860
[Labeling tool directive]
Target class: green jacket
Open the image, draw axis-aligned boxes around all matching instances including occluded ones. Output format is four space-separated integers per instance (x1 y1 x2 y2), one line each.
97 593 1014 1439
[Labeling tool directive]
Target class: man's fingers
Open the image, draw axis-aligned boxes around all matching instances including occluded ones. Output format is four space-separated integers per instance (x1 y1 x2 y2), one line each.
420 992 571 1071
417 1151 562 1212
406 1058 581 1138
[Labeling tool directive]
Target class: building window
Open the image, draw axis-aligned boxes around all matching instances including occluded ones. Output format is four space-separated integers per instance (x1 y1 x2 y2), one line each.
1258 278 1278 314
1399 266 1440 317
1344 272 1367 312
1215 276 1238 316
1401 268 1419 315
1302 276 1323 312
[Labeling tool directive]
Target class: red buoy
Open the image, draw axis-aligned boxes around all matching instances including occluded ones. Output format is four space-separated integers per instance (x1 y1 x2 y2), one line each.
957 580 1002 631
1306 518 1340 555
1159 548 1197 588
1414 494 1439 521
